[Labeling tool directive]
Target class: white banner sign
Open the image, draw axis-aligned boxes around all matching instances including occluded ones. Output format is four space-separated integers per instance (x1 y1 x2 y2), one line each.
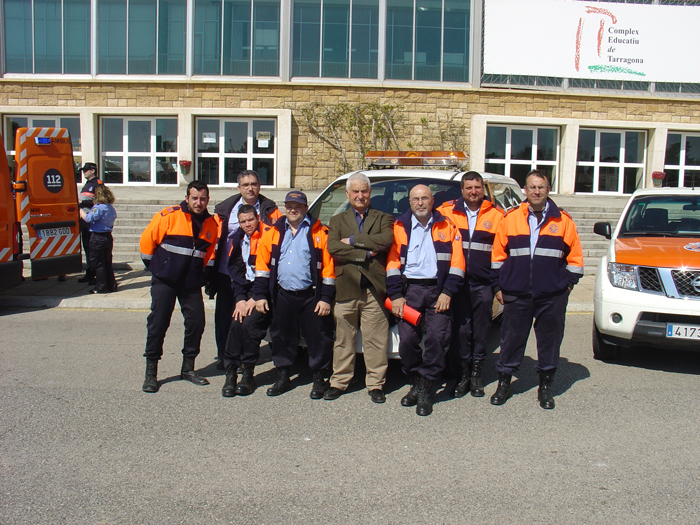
483 0 700 83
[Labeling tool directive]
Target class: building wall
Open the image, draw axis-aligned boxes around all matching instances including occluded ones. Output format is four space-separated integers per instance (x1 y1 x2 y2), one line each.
1 79 699 191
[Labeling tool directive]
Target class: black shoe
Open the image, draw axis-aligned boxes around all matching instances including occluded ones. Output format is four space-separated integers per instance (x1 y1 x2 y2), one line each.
310 371 329 400
267 367 291 396
323 387 344 400
180 357 210 386
416 377 433 416
215 360 226 370
452 362 472 398
235 363 255 396
470 361 485 397
89 289 109 294
142 358 159 393
221 365 237 397
490 372 512 406
77 274 93 283
538 371 556 410
369 389 386 404
401 377 418 407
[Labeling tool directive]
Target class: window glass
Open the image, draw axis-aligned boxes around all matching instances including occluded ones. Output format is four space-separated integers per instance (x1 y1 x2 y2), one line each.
252 0 280 76
293 0 321 77
4 0 33 73
129 156 152 182
510 164 531 188
225 158 248 183
322 0 350 78
624 167 643 194
484 163 505 176
665 133 682 165
129 0 157 74
197 119 220 153
599 132 621 163
99 0 127 74
199 157 219 185
128 121 152 153
34 0 63 74
253 120 275 153
61 118 82 151
414 0 441 81
686 136 700 166
485 126 506 159
156 119 178 153
103 118 124 152
252 158 274 185
64 0 91 74
194 0 223 74
156 157 179 184
225 122 248 153
224 0 252 75
577 129 596 162
625 131 644 164
103 156 124 184
511 129 533 161
442 0 469 82
575 165 594 193
159 0 187 74
385 0 413 80
33 119 57 128
350 0 378 78
598 166 619 192
537 128 556 161
577 129 645 194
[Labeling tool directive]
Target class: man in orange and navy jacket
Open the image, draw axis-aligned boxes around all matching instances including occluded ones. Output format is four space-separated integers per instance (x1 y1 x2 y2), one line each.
387 184 465 417
139 180 219 394
220 204 271 398
437 171 505 399
490 170 583 410
253 191 335 400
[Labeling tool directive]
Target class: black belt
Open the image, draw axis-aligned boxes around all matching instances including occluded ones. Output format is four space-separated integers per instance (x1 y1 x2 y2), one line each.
280 287 314 297
91 231 112 235
406 278 438 286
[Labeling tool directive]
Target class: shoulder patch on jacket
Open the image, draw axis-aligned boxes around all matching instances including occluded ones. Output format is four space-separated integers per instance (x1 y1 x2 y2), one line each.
160 206 180 217
560 209 573 220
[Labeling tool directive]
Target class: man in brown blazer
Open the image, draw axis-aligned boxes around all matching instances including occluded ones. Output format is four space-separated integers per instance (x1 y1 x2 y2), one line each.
324 173 394 403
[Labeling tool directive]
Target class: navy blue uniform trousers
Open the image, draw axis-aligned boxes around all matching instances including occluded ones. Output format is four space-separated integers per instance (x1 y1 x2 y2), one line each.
223 294 271 368
269 287 333 373
398 283 451 382
496 290 570 375
452 281 493 365
144 278 206 360
214 273 234 361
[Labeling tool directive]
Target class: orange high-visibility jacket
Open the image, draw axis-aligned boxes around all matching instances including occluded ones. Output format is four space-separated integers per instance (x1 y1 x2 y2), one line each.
491 199 584 298
386 209 466 300
227 223 268 302
253 215 336 304
437 197 504 285
139 201 219 288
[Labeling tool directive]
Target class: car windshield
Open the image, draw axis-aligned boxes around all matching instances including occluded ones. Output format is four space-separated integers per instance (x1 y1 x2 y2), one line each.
309 177 465 225
619 195 700 238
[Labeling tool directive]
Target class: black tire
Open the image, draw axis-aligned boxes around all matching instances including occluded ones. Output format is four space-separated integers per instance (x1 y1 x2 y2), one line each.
592 321 620 361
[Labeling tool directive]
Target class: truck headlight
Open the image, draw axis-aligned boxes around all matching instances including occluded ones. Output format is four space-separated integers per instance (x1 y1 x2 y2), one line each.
607 263 639 290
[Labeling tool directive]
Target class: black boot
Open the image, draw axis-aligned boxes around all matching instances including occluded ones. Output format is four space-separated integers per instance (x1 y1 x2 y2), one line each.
180 357 210 385
235 363 255 396
77 269 95 284
416 377 433 416
490 372 512 405
538 371 556 410
452 362 472 398
470 361 485 397
310 370 329 400
401 376 418 407
267 367 291 396
142 358 159 393
221 364 237 397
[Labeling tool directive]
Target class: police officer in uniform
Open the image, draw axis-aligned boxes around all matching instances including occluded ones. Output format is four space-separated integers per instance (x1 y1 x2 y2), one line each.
254 191 335 399
490 170 583 409
211 170 282 367
139 181 219 393
77 162 103 284
387 185 465 416
220 204 271 397
437 172 505 398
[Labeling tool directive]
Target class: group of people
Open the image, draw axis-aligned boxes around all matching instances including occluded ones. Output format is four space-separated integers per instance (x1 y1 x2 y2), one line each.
77 162 118 294
138 168 583 416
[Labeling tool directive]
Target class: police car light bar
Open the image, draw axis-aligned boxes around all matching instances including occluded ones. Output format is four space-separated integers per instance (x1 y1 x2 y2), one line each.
365 150 468 168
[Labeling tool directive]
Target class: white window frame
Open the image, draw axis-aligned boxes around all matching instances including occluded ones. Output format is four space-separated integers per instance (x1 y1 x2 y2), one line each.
195 117 277 187
576 128 646 195
664 131 700 188
99 116 179 186
484 124 560 193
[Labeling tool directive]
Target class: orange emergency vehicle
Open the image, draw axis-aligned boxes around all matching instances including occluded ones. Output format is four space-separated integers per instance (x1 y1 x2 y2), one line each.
0 127 82 292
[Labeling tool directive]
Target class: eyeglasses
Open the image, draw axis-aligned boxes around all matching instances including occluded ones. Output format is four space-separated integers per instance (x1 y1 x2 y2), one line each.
239 183 260 189
410 196 431 204
526 185 548 192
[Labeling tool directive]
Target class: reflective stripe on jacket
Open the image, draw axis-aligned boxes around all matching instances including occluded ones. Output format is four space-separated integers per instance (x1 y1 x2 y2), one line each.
139 201 219 288
253 215 336 304
491 199 584 298
386 209 466 300
437 197 504 285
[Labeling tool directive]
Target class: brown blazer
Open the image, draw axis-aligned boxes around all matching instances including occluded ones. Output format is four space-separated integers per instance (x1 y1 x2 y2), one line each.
327 207 394 302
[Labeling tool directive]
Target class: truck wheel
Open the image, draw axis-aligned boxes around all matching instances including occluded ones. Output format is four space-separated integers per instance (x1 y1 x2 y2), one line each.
592 321 620 361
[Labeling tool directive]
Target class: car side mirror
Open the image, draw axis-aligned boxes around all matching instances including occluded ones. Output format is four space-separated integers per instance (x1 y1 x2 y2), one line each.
594 222 612 240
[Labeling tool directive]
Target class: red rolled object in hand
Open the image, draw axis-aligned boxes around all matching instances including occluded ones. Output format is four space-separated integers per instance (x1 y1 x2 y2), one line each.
384 297 422 326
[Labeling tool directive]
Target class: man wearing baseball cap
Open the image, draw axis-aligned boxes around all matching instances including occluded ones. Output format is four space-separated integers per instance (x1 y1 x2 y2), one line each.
78 162 103 284
253 191 335 399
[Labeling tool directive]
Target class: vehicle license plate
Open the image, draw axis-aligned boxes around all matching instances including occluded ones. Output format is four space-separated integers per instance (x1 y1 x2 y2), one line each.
37 227 70 238
667 323 700 340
